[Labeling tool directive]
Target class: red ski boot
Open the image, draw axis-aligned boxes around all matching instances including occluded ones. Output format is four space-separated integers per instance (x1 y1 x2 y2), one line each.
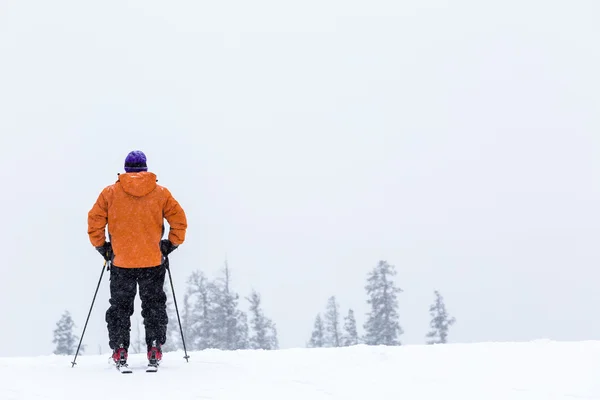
112 347 131 373
146 342 162 372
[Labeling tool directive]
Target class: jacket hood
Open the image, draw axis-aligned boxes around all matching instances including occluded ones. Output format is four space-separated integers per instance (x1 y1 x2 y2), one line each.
118 172 157 197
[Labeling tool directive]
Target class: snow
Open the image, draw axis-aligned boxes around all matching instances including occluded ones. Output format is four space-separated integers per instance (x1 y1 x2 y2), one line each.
2 341 600 399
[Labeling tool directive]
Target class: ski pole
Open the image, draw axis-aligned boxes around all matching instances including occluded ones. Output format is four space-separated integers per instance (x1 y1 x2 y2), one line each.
165 257 190 362
71 260 109 367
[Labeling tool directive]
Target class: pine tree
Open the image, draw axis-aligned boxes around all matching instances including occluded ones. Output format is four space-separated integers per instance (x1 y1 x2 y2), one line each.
363 260 404 346
185 270 217 350
343 309 359 346
324 296 342 347
180 291 195 349
307 314 326 348
211 262 249 350
247 289 279 350
426 290 456 344
52 310 83 355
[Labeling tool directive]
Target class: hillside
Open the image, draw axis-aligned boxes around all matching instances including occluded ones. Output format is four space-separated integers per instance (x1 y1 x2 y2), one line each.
2 340 598 399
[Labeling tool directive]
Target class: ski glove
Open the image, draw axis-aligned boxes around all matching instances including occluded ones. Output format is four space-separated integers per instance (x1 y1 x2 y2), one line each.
160 239 178 256
96 241 113 262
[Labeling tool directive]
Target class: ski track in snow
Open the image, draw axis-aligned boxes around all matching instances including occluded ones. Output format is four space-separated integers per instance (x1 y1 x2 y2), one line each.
2 341 600 399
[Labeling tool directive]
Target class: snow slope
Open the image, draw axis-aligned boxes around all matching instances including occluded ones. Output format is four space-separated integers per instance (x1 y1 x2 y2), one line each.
2 341 599 399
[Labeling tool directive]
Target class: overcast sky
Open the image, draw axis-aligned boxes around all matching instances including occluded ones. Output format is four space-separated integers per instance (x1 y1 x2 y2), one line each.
0 0 599 357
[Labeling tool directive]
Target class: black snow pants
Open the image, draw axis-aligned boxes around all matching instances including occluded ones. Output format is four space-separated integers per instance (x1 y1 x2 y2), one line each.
106 262 168 351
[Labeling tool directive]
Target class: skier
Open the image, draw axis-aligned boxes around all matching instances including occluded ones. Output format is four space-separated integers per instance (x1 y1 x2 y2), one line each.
87 150 187 370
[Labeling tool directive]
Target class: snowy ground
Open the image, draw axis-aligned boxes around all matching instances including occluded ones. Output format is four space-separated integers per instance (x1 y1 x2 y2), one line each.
2 340 600 399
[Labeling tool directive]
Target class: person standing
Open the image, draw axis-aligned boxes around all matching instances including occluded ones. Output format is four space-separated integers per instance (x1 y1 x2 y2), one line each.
87 150 187 368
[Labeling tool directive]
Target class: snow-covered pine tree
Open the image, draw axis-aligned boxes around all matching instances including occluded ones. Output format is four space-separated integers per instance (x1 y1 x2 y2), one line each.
426 290 456 344
247 289 279 350
52 310 82 355
363 260 404 346
324 296 341 347
342 309 359 346
307 314 325 348
184 270 217 350
180 291 194 348
211 262 249 350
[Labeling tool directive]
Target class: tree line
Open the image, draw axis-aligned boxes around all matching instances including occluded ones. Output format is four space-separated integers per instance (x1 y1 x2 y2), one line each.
52 260 456 355
307 260 456 348
167 261 278 352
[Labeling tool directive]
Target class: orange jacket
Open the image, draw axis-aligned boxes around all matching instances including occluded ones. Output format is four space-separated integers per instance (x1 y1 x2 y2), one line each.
87 172 188 268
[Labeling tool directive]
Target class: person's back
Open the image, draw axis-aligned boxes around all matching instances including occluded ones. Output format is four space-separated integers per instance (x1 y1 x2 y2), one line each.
87 150 187 370
88 169 187 268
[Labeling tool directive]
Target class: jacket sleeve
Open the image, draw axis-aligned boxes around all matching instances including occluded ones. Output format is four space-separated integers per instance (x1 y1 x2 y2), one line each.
163 189 187 246
87 189 109 247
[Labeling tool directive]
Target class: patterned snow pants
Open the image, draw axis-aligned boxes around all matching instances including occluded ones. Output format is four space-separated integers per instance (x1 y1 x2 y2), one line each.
105 263 168 351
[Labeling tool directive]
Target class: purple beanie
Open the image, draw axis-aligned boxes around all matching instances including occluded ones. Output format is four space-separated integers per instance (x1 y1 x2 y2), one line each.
124 150 148 173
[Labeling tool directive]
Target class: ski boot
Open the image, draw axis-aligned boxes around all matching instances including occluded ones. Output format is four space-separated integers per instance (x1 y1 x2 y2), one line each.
146 341 162 373
112 347 132 374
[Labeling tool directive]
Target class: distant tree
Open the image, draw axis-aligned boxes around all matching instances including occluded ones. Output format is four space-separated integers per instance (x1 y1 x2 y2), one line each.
185 270 216 350
324 296 342 347
363 260 404 346
426 290 456 344
211 262 249 350
307 314 326 348
52 310 83 355
247 289 279 350
180 290 192 347
342 309 359 346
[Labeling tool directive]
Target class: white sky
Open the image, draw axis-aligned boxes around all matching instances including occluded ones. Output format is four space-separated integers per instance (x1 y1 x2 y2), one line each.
0 0 599 357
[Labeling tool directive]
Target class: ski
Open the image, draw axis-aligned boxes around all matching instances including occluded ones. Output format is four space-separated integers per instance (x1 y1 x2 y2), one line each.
146 363 158 373
116 363 133 374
